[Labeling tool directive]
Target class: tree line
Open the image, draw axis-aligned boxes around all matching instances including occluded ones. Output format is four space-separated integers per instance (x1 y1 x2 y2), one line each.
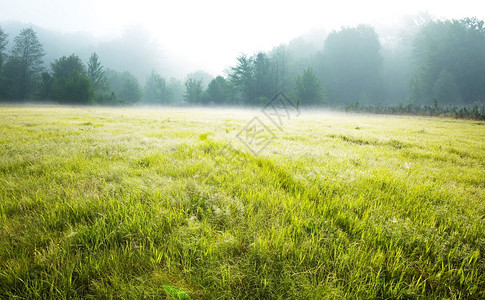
0 27 141 104
1 17 485 107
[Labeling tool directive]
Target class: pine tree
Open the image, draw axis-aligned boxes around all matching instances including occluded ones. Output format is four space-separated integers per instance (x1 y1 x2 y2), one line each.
87 52 109 91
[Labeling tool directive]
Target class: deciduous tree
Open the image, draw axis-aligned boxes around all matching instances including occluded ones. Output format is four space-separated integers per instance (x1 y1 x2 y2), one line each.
411 18 485 104
295 67 325 105
106 69 142 104
0 26 8 100
0 26 7 71
144 70 172 104
9 28 45 100
184 78 203 103
323 25 383 104
206 76 229 104
50 54 93 104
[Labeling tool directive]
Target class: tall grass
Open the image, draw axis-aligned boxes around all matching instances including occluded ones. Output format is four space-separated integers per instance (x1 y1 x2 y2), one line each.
0 106 484 299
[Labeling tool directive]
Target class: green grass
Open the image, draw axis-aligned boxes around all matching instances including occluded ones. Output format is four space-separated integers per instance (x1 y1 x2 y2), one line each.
1 105 484 299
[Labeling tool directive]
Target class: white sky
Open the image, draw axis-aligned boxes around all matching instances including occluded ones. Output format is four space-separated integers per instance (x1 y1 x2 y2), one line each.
1 0 484 75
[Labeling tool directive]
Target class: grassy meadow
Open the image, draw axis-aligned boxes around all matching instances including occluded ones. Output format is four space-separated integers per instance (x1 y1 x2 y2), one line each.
0 105 484 299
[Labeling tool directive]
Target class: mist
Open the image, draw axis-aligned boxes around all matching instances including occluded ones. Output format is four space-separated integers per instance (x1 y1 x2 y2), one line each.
1 1 485 118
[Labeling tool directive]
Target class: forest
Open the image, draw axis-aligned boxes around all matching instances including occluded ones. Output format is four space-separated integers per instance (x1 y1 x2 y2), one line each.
1 17 485 115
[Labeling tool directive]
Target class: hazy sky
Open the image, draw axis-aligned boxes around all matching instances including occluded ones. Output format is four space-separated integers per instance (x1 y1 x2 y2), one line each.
1 0 484 75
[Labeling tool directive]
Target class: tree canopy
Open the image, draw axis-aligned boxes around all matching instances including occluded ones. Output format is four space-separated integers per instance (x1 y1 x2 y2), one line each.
410 18 485 104
184 78 203 104
322 25 383 105
144 70 172 104
295 67 325 105
1 20 485 110
8 28 45 100
0 26 7 70
0 26 8 99
49 54 93 104
206 76 229 104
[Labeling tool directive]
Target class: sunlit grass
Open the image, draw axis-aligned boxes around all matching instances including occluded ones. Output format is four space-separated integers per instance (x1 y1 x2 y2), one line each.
1 105 484 299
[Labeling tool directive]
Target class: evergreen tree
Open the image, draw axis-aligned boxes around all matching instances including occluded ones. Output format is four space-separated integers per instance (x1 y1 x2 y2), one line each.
87 52 109 91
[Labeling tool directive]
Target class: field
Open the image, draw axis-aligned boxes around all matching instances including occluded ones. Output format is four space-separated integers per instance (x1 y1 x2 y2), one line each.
0 105 484 299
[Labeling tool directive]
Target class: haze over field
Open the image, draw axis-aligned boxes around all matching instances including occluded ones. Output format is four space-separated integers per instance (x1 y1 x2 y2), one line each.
1 1 485 116
1 0 484 77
